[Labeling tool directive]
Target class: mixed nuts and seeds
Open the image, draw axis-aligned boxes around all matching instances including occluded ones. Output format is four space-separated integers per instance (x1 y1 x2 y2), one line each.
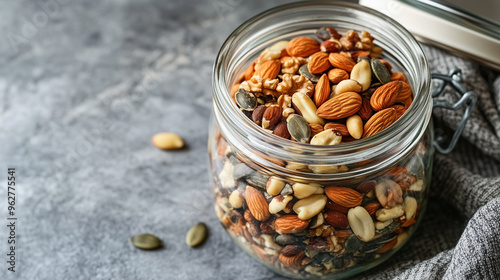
232 27 413 143
211 26 430 278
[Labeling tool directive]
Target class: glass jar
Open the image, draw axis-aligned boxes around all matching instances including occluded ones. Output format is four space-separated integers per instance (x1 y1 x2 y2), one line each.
209 2 433 279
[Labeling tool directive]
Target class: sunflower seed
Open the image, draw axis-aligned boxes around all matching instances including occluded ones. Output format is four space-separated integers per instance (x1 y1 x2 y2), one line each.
371 59 391 84
287 114 311 143
129 233 162 250
235 88 257 111
186 222 208 247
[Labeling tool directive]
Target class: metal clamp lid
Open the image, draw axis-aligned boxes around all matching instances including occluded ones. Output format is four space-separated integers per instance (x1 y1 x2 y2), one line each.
431 68 477 154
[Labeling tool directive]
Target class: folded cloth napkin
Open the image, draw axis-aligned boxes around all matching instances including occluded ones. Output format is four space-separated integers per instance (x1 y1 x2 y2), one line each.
357 45 500 279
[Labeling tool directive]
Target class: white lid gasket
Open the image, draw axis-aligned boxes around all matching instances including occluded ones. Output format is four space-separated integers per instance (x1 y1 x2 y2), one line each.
360 0 500 70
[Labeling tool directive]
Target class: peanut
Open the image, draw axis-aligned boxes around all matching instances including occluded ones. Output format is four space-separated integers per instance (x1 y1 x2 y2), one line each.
291 92 325 125
346 114 363 139
375 205 405 221
151 132 184 150
310 129 342 145
292 194 328 220
292 183 324 199
350 59 372 91
347 206 375 242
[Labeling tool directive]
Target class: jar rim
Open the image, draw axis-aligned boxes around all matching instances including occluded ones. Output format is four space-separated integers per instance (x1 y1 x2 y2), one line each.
212 1 432 179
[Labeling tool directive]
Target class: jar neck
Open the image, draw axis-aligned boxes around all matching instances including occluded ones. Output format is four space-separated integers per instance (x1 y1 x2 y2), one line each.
212 1 432 181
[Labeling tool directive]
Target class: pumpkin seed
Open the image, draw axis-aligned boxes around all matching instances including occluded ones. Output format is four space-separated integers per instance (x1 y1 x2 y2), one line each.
232 163 254 180
275 234 299 246
332 257 345 269
299 64 322 83
345 234 363 253
245 172 269 189
372 233 397 245
280 183 293 195
235 88 257 111
186 222 208 247
287 114 311 143
129 233 162 250
371 59 391 84
362 241 384 253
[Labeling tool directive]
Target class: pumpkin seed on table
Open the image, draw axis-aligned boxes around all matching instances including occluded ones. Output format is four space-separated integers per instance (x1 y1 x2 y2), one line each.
152 132 184 150
129 233 163 250
186 222 208 247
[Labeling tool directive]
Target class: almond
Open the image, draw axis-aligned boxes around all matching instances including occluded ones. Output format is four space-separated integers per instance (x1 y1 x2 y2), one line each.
323 122 349 136
254 59 281 79
279 251 304 270
355 180 377 193
274 214 310 234
313 74 330 107
392 104 407 119
308 52 331 74
404 96 413 108
364 202 381 216
350 50 370 61
309 123 324 137
370 81 402 111
379 59 392 72
252 105 267 125
327 68 349 84
324 186 362 208
280 245 301 257
316 91 362 120
324 211 349 228
395 81 412 103
286 37 320 57
363 107 397 138
328 53 356 72
320 39 341 52
243 61 256 81
246 186 270 221
262 106 282 129
273 119 291 139
391 72 407 82
230 83 240 101
358 97 373 121
325 200 350 214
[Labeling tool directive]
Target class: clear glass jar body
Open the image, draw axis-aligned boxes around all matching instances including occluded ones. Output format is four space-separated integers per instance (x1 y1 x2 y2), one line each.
209 2 433 279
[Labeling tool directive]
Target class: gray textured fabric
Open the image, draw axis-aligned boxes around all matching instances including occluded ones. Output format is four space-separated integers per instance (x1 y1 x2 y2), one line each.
355 46 500 279
1 1 499 280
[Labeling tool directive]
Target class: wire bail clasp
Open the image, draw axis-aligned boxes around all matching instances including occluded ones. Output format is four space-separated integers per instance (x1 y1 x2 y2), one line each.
431 68 477 154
